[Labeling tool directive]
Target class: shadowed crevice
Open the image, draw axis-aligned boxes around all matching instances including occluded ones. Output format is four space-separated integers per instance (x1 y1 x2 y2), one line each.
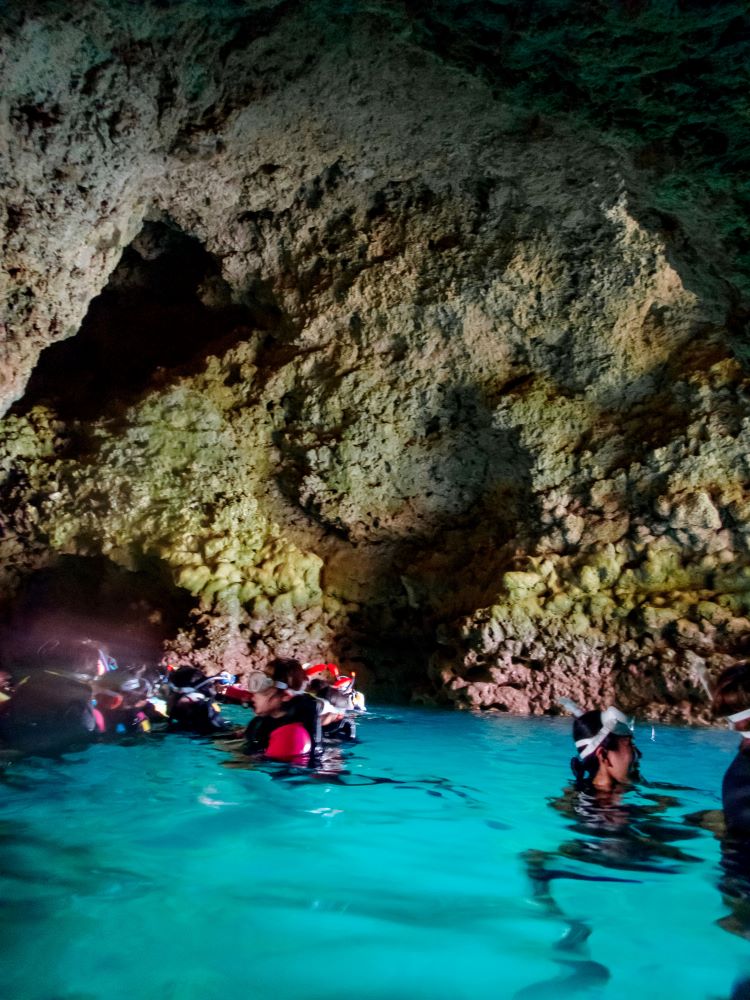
11 220 269 422
0 553 195 671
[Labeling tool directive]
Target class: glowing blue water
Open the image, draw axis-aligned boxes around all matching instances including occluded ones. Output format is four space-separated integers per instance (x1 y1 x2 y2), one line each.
0 707 747 1000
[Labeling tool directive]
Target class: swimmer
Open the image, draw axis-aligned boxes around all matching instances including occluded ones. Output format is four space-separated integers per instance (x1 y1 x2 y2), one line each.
0 638 143 752
316 685 359 740
569 705 641 792
243 658 321 758
92 663 168 735
704 662 750 940
0 666 97 755
0 669 13 715
522 699 699 975
304 663 366 741
166 665 234 735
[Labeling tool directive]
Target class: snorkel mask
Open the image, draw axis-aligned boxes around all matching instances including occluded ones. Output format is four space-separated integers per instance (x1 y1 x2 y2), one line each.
573 706 635 760
245 671 305 696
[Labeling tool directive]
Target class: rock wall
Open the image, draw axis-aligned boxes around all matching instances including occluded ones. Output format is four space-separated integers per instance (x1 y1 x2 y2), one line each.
1 1 749 715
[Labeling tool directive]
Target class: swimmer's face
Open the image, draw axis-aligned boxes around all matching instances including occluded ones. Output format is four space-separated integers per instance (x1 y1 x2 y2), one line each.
601 736 637 785
250 686 285 716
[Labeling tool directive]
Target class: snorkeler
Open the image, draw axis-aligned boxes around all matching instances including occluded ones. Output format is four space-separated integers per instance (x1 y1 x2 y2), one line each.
706 662 750 940
0 638 122 754
243 657 322 760
569 705 641 792
555 703 700 868
166 665 235 735
0 669 13 707
92 663 168 735
315 684 359 740
0 665 97 754
305 663 366 741
520 698 701 989
525 700 698 896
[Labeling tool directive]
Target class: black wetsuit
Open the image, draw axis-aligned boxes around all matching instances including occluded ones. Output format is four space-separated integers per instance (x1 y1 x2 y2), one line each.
542 784 701 874
95 695 164 735
166 665 233 735
723 745 750 836
168 693 231 735
0 669 96 754
715 746 750 938
322 715 357 741
244 694 322 754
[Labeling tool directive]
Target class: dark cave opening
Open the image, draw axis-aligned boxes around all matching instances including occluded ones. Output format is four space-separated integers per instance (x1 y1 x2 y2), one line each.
12 220 263 422
0 554 195 674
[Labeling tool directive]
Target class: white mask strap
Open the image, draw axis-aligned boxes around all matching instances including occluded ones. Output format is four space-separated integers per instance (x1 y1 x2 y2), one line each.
728 707 750 729
577 706 633 759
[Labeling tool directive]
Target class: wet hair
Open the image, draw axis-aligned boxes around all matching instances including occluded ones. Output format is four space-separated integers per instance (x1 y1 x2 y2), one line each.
169 665 208 689
712 662 750 719
270 658 308 693
570 709 634 788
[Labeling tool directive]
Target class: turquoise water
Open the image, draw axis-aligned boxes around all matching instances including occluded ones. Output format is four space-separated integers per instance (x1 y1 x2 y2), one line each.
0 706 748 1000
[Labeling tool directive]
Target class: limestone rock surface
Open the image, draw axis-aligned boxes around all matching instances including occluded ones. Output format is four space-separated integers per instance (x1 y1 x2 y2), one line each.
1 0 749 716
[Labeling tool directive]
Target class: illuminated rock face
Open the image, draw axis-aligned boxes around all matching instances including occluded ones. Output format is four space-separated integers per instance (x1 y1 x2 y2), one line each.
1 1 749 716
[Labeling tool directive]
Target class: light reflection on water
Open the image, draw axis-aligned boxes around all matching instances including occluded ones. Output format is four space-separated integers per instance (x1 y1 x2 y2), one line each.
0 706 747 1000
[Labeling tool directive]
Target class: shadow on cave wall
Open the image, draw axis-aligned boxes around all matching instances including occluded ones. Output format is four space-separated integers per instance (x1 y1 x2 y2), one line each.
0 554 195 673
326 381 541 690
386 387 539 624
11 220 281 423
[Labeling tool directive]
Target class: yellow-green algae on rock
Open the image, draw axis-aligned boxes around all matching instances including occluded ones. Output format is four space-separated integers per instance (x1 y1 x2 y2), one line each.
435 354 750 721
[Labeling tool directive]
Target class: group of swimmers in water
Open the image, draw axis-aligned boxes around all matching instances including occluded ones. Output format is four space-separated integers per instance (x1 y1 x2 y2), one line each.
0 638 366 762
5 639 750 991
3 638 750 829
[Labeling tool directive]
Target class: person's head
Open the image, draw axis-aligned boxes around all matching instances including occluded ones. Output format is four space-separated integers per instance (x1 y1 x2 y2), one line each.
247 658 308 716
308 670 365 713
38 638 116 679
168 665 209 691
712 663 750 734
571 706 639 791
271 658 308 692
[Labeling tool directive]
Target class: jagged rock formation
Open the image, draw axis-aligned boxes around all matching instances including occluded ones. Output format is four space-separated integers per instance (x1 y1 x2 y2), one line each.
1 0 749 716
